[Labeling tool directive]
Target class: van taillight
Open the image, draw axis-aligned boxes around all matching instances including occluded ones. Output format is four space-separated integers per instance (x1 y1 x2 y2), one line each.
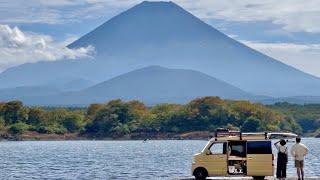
272 154 274 166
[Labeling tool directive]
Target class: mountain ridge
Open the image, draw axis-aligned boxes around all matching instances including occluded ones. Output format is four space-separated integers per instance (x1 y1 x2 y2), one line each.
20 66 257 105
0 1 320 99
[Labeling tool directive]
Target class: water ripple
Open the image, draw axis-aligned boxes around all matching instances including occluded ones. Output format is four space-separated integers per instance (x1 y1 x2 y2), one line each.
0 139 319 179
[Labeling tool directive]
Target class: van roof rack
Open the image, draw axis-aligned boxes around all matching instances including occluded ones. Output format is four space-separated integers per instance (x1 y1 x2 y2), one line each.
214 129 243 141
213 129 297 141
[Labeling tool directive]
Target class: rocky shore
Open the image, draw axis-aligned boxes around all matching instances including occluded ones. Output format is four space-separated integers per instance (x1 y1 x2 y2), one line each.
0 131 213 141
1 131 318 141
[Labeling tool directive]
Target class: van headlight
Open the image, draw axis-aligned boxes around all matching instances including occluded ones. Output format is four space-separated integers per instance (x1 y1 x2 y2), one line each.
192 157 196 164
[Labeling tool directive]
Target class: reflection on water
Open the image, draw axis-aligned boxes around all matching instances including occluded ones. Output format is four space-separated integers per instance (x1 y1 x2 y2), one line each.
0 138 319 179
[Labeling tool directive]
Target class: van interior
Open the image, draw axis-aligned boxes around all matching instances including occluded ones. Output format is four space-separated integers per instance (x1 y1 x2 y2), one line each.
227 141 247 175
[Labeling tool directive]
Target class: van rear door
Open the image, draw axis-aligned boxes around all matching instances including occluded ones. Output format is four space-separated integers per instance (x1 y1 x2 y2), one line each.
246 141 273 176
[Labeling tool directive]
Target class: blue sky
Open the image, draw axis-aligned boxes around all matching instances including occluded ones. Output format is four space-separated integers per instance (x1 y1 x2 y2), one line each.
0 0 320 77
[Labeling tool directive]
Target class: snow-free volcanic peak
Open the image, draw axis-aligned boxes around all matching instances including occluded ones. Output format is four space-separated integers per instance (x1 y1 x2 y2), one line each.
1 1 320 101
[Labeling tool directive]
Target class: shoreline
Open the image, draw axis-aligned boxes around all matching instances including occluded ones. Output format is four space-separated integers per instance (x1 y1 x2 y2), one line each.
0 131 212 141
1 131 318 141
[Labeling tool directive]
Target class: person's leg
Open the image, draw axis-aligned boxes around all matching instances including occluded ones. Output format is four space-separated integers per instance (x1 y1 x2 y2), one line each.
283 164 287 179
276 164 281 179
297 167 301 180
295 160 301 180
301 160 305 180
280 169 284 179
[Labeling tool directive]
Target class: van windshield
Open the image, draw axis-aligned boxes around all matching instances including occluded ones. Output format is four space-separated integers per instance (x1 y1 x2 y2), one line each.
201 141 212 153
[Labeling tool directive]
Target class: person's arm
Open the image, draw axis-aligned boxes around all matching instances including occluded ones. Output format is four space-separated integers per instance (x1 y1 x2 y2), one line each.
274 140 280 149
303 144 309 156
291 145 295 157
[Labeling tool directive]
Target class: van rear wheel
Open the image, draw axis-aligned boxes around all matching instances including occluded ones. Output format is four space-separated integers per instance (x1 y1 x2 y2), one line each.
252 176 265 180
193 168 208 180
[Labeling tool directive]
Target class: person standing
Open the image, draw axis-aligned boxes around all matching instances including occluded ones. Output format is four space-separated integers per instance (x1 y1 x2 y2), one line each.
274 139 288 180
291 136 309 180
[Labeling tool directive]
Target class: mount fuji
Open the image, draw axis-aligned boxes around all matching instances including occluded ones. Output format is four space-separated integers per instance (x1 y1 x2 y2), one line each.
1 1 320 104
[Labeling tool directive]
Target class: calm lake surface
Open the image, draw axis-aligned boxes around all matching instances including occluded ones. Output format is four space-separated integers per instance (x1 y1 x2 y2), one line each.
0 138 319 179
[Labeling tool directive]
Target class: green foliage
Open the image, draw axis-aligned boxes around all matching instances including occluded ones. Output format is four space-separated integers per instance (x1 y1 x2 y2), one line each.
279 116 302 133
62 113 84 133
0 116 5 130
85 100 137 136
9 122 30 135
2 101 26 125
269 102 320 133
242 117 260 132
36 125 67 134
86 103 103 119
27 107 44 126
1 97 316 137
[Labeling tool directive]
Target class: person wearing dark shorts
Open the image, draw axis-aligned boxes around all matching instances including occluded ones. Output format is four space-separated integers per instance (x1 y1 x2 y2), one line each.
291 137 308 180
295 160 303 168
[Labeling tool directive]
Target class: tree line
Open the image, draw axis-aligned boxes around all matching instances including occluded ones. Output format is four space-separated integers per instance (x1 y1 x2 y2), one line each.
268 102 320 136
0 97 311 137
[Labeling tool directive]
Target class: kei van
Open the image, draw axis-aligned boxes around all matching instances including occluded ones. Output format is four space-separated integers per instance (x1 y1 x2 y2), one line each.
191 129 297 180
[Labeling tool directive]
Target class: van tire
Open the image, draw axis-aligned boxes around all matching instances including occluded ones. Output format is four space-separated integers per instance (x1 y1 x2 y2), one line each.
252 176 265 180
193 167 208 180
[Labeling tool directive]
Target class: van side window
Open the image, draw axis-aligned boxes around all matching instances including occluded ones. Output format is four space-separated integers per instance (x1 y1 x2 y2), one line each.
247 141 272 154
228 141 246 157
209 142 227 154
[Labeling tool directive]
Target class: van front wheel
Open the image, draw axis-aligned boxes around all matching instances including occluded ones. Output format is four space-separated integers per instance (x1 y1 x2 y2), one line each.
252 176 265 180
193 168 208 180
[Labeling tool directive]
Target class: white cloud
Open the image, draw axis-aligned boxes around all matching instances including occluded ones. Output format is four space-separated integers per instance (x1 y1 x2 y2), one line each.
0 24 94 71
177 0 320 33
239 40 320 77
0 0 320 33
0 0 138 24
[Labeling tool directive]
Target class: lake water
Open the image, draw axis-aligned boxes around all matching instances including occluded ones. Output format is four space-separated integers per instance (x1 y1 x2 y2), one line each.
0 138 319 179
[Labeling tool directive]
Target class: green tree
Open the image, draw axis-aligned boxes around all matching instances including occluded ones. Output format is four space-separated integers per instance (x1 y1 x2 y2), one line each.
27 107 44 126
0 116 5 130
147 104 182 132
2 101 24 125
9 122 30 135
279 116 302 133
41 109 69 126
242 117 261 132
85 100 129 135
62 113 84 133
87 103 103 119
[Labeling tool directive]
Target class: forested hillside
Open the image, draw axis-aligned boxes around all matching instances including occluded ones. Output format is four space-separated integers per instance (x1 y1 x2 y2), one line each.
269 102 320 136
1 97 317 140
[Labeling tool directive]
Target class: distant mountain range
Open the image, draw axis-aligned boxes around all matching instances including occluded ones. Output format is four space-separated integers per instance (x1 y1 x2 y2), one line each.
20 66 257 105
0 1 320 105
0 86 61 101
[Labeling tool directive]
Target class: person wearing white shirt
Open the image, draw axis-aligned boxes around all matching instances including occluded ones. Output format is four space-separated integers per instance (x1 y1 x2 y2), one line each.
274 139 288 180
291 136 308 180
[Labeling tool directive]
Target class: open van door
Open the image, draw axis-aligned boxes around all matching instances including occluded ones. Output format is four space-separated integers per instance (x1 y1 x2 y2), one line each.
246 141 273 177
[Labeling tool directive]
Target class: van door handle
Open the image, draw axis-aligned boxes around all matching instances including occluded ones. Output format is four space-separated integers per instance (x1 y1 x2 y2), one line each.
247 157 253 160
